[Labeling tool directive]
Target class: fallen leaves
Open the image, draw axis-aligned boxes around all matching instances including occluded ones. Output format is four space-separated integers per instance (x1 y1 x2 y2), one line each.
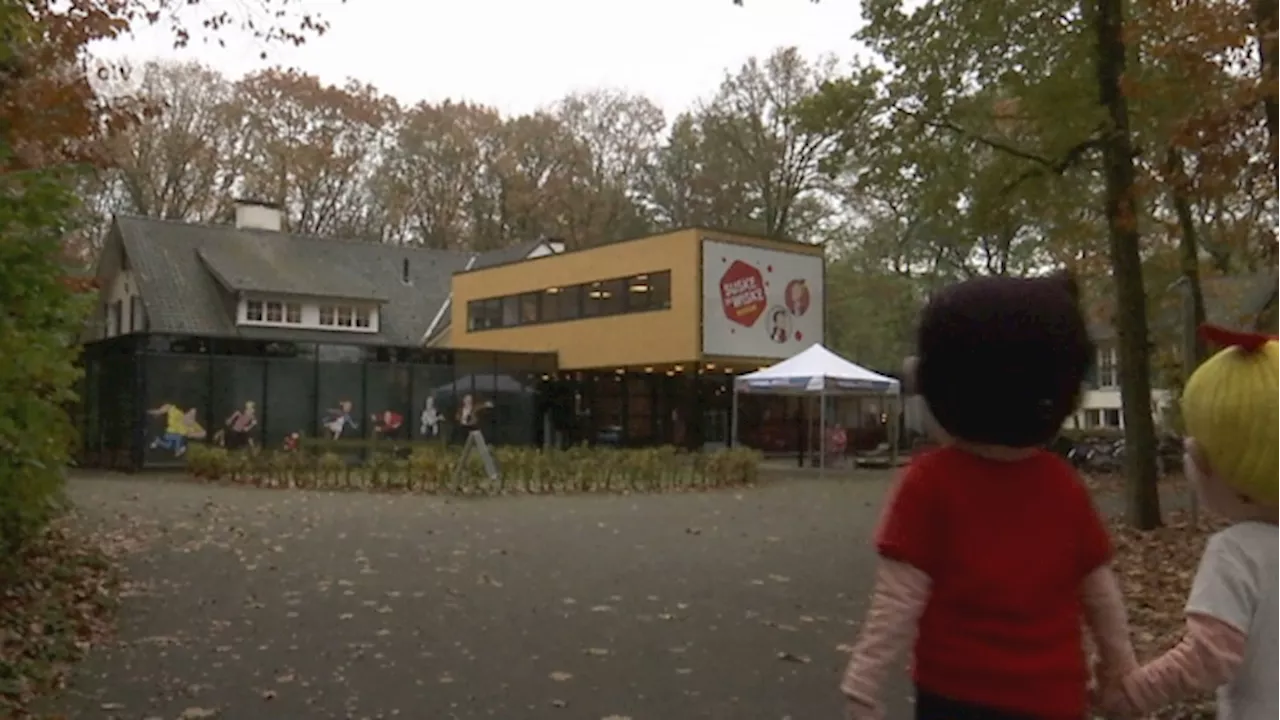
0 516 119 719
1109 510 1224 720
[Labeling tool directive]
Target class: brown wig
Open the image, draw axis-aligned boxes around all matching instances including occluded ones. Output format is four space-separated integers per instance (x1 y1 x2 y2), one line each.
914 271 1094 448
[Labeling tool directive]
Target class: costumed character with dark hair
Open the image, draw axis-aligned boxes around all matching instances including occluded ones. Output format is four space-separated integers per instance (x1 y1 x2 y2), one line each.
839 272 1138 720
1099 326 1277 720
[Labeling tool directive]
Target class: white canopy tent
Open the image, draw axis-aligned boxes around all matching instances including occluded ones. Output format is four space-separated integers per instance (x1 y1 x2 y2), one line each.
730 344 902 476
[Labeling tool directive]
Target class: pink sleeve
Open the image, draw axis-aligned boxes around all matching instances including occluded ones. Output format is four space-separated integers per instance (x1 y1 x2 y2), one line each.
1081 565 1138 681
841 559 931 717
1102 613 1246 716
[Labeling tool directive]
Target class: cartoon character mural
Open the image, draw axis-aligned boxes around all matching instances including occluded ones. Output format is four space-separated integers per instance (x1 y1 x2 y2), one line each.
706 244 820 356
767 305 790 344
213 401 258 450
147 403 207 457
457 393 493 430
420 396 441 438
371 409 404 436
322 400 358 440
785 279 811 317
453 393 494 443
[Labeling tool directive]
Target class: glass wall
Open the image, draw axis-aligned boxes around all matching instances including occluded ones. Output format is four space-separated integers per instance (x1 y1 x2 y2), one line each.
78 335 556 470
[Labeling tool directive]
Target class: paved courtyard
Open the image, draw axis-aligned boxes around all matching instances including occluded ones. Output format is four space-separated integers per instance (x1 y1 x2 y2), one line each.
46 471 906 720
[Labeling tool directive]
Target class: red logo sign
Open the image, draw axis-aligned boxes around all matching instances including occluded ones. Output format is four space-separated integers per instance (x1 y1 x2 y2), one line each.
719 260 766 327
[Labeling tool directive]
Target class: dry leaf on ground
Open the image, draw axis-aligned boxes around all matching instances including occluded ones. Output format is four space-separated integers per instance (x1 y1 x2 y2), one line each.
1107 510 1225 720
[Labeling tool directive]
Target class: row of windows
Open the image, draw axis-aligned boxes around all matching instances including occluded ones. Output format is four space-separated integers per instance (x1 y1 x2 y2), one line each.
467 271 672 331
246 300 302 325
319 304 372 329
243 300 374 330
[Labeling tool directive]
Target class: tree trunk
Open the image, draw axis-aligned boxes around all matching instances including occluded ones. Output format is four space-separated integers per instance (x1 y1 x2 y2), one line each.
1165 147 1207 372
1095 0 1162 529
1255 0 1278 168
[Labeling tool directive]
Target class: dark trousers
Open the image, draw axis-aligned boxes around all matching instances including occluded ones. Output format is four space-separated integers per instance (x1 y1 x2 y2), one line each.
916 689 1042 720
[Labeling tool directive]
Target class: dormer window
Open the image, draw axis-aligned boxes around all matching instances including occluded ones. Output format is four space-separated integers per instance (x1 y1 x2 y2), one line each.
241 298 305 327
318 303 375 331
239 296 376 332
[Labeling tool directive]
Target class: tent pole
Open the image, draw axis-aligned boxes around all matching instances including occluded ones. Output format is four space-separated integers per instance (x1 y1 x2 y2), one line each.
819 385 827 480
730 383 739 449
889 392 900 468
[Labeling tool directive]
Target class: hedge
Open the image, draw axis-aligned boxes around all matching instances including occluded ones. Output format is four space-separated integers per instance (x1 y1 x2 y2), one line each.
184 443 762 496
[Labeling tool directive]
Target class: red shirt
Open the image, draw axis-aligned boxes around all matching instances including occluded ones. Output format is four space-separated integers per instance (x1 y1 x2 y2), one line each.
876 446 1112 718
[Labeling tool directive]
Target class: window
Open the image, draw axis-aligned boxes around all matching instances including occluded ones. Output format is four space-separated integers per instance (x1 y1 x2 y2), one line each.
464 270 672 332
336 306 354 327
627 271 672 312
1103 409 1122 428
130 296 147 332
243 299 305 325
354 307 371 328
519 293 540 324
557 285 583 320
466 298 503 330
501 295 520 327
111 300 123 336
1084 409 1101 428
1097 346 1117 387
541 288 563 322
585 278 626 317
319 305 336 326
482 298 502 328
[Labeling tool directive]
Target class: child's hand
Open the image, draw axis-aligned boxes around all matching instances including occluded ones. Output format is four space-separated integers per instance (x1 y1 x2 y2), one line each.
1094 671 1139 719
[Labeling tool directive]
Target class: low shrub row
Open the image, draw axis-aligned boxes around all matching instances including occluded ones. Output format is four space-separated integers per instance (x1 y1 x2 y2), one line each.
185 443 762 495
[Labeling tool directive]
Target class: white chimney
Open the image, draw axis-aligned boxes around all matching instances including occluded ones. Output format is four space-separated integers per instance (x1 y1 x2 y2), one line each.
233 199 283 232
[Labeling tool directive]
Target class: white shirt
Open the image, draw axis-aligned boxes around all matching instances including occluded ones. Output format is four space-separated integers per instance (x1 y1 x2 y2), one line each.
1185 522 1278 720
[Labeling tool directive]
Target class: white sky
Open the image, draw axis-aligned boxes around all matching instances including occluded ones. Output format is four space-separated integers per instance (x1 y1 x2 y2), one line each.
92 0 867 116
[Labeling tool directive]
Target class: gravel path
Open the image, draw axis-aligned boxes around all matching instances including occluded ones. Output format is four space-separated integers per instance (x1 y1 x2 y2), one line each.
46 472 906 720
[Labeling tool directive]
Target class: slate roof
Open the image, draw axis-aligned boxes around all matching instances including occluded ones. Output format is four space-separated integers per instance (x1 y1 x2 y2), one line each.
197 241 391 302
107 215 493 347
470 238 549 269
1088 269 1279 341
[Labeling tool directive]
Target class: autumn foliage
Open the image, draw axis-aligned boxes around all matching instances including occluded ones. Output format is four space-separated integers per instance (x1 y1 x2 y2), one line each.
1 2 334 711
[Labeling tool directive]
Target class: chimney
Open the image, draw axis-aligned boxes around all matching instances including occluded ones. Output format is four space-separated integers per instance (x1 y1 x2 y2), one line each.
233 198 283 232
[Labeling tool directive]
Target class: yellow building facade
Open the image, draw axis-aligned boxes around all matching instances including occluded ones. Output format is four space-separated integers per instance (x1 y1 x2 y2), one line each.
449 228 826 373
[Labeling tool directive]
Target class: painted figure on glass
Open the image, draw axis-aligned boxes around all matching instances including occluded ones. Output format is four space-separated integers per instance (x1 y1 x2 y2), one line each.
323 400 358 440
147 403 206 457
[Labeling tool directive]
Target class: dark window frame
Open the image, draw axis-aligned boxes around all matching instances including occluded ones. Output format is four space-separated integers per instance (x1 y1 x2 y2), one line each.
463 269 673 332
557 285 583 321
500 295 520 327
519 292 540 324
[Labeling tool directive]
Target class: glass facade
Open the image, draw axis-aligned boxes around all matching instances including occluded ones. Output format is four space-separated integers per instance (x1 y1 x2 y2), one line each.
78 334 885 469
78 335 557 470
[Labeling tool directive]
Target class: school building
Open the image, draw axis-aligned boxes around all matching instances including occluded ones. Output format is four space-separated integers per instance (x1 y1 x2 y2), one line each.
78 201 838 469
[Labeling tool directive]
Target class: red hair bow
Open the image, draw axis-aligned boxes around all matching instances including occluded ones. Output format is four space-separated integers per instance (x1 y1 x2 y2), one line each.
1198 324 1276 353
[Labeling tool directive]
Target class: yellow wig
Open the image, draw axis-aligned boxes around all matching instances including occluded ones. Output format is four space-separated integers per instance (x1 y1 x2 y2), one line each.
1181 326 1279 507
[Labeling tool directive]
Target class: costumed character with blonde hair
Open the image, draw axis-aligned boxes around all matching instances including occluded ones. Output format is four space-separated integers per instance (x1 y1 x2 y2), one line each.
1099 325 1277 720
840 272 1139 720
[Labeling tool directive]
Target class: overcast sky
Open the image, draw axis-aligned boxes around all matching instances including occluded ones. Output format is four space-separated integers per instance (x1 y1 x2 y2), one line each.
91 0 866 116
